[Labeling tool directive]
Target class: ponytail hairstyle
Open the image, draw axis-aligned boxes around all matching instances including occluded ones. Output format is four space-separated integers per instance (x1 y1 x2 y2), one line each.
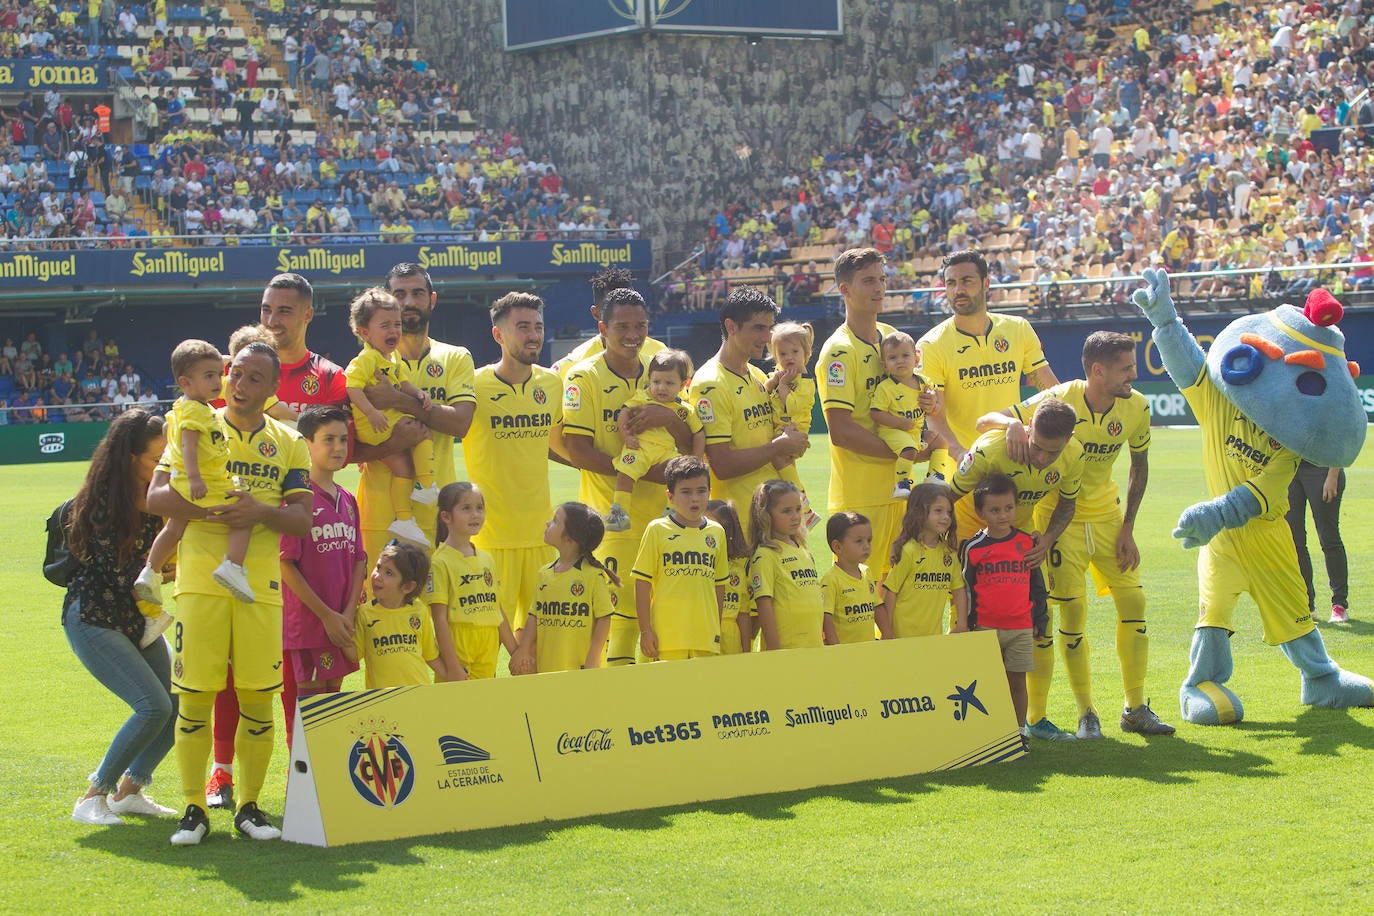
890 481 957 565
557 501 621 587
747 479 802 552
705 499 749 561
378 541 431 604
434 481 481 546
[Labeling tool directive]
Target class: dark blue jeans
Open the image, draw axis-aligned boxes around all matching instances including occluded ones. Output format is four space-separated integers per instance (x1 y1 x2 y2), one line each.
64 603 177 791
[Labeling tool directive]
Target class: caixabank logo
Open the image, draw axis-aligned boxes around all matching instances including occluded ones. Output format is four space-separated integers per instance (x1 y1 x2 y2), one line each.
347 719 416 808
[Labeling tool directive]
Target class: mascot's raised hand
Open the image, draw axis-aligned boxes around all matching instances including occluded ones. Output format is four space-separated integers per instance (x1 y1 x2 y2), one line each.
1133 268 1371 724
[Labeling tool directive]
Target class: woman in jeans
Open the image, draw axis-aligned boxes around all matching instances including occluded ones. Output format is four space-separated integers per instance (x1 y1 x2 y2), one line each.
66 408 179 825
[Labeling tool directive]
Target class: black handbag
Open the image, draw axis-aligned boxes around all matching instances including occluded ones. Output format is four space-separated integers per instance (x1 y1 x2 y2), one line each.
43 499 80 587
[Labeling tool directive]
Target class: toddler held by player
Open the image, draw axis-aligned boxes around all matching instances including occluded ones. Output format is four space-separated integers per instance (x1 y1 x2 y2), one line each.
959 474 1049 745
428 482 519 680
821 512 879 645
748 479 823 650
705 499 754 654
880 481 967 638
344 287 436 548
764 322 821 529
511 502 618 674
134 340 255 636
870 331 944 497
606 348 704 532
346 542 444 687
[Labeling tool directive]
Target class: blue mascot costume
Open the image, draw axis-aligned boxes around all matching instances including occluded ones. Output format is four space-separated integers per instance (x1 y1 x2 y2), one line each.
1133 269 1372 724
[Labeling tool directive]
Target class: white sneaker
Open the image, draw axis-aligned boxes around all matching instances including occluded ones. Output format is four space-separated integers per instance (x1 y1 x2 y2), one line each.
212 559 256 603
108 791 177 817
139 611 174 649
388 517 430 547
72 795 124 826
132 565 163 606
411 482 440 506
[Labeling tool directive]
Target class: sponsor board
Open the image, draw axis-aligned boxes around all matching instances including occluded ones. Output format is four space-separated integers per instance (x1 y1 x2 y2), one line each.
283 632 1021 846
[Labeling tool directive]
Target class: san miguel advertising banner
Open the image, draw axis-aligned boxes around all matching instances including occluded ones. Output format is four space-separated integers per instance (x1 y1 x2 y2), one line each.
0 240 651 289
281 632 1023 846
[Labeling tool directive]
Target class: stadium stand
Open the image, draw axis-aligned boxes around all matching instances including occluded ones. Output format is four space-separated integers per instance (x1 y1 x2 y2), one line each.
678 0 1374 320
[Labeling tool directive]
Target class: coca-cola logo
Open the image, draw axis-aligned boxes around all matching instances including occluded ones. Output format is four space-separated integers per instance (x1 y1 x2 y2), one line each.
556 728 615 755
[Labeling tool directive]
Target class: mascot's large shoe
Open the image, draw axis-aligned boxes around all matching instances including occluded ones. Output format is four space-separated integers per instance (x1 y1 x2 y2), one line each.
1180 627 1244 725
1280 630 1374 708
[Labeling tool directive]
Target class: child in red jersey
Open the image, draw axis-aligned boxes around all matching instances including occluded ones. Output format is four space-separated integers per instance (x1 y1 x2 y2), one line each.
959 473 1048 745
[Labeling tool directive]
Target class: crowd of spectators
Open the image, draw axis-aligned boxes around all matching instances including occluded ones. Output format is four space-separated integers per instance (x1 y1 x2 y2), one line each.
0 0 632 247
682 0 1374 315
0 329 161 424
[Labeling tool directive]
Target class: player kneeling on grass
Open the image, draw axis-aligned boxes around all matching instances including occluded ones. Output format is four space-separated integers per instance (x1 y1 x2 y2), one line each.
135 340 256 631
344 287 437 548
633 456 730 660
428 482 519 680
959 473 1049 751
606 349 705 532
278 406 364 740
510 502 618 674
345 542 444 687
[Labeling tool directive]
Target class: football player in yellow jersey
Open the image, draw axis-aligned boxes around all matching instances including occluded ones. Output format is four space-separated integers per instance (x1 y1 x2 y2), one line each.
551 267 666 381
815 248 904 580
689 288 809 513
147 343 312 846
464 292 562 633
356 264 477 565
917 248 1057 475
632 457 729 660
561 288 693 665
977 332 1173 738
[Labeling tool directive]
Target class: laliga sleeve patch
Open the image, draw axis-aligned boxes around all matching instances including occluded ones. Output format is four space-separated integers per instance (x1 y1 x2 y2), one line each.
914 346 924 372
696 397 715 424
827 360 846 386
750 573 762 595
957 450 975 475
564 383 581 411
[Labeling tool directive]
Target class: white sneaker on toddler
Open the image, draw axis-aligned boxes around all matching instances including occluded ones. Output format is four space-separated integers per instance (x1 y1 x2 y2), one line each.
411 482 440 506
140 611 175 649
605 503 631 532
132 565 163 605
212 559 256 603
388 517 430 548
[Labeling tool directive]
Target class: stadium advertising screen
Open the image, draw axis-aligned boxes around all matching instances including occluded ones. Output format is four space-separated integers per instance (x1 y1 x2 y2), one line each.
649 0 842 37
503 0 644 51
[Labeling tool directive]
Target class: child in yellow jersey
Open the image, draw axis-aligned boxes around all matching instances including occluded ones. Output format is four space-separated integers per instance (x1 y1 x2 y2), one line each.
427 483 518 680
135 339 255 631
764 322 821 529
748 479 823 650
706 499 754 654
880 481 967 638
633 457 729 661
347 542 444 687
821 512 878 645
343 288 436 549
870 331 945 498
605 349 704 533
511 502 618 674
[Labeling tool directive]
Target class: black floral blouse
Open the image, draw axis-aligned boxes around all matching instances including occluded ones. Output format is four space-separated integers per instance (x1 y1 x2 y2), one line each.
62 508 163 642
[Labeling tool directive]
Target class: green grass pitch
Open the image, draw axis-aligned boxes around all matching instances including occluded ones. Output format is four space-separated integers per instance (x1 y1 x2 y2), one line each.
8 429 1374 912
